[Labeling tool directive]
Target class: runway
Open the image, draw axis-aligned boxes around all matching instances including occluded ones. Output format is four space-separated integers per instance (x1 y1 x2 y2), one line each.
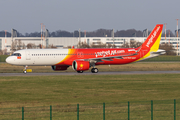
0 71 180 76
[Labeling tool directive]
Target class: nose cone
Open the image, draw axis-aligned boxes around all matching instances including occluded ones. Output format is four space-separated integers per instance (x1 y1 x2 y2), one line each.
6 57 14 64
5 57 10 64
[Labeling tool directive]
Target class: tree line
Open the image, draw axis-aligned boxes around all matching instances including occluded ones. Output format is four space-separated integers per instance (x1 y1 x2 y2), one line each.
0 29 177 37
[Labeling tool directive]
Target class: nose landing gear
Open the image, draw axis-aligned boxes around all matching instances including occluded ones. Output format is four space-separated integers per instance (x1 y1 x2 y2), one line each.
23 66 28 74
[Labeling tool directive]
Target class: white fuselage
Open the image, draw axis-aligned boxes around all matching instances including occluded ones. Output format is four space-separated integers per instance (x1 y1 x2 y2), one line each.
6 49 69 66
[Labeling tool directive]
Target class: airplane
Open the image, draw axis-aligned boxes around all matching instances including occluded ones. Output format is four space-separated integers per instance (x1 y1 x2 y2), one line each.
6 24 165 74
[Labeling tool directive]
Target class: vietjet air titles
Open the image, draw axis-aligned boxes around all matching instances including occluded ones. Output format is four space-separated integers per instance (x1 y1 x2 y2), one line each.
6 24 165 73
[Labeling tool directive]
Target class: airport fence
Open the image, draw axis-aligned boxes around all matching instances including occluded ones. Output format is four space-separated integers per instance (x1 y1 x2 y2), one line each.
0 99 180 120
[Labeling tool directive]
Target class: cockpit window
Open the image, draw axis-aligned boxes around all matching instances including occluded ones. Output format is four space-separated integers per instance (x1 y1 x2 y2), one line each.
11 53 21 56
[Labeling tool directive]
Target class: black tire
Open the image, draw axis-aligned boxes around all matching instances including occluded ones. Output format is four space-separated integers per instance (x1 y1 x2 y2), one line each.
91 68 95 73
91 68 98 73
77 71 83 73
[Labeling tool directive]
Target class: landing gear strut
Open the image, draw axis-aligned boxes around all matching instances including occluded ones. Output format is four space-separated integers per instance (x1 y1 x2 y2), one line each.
91 68 98 73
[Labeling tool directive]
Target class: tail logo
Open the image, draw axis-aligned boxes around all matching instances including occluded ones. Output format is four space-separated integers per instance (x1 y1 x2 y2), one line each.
146 26 160 48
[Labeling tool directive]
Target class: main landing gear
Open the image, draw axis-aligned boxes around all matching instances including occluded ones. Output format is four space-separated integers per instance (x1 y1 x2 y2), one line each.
76 68 98 73
91 68 98 73
91 63 98 73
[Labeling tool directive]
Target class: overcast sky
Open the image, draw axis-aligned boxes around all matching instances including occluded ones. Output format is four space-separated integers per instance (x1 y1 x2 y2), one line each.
0 0 180 34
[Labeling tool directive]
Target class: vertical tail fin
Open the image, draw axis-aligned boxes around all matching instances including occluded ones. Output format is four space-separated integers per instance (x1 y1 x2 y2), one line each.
141 24 163 52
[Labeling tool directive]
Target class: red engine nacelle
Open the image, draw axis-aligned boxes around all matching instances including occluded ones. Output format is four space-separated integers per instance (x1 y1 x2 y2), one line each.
51 65 69 71
72 60 90 71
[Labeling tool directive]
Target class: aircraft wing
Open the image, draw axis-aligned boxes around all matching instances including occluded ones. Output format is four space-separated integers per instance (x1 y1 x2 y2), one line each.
84 47 141 63
84 52 138 63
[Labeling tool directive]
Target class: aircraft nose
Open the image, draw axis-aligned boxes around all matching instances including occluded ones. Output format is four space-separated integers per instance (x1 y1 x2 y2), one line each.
6 57 10 63
6 57 13 64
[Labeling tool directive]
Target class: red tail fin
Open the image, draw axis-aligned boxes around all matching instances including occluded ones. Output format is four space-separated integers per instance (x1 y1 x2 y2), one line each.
141 24 163 51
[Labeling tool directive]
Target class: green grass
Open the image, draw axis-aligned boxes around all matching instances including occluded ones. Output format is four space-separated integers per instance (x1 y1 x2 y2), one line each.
0 55 8 62
0 74 180 107
0 74 180 119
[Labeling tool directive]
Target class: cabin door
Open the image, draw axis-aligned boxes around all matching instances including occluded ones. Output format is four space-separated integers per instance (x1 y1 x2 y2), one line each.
77 52 84 58
26 50 31 60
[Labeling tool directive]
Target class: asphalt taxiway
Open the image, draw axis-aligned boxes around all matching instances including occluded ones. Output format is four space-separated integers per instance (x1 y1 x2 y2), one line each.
0 71 180 76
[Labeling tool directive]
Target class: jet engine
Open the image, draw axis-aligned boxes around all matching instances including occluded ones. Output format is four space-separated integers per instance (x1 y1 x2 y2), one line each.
51 65 69 71
72 60 90 71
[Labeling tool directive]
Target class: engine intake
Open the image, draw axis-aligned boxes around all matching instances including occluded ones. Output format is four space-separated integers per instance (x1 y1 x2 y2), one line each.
72 60 90 71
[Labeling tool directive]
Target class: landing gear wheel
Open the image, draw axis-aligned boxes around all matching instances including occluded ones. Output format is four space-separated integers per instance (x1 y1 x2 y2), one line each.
91 68 98 73
91 68 95 73
77 71 83 73
23 70 27 74
94 68 98 73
